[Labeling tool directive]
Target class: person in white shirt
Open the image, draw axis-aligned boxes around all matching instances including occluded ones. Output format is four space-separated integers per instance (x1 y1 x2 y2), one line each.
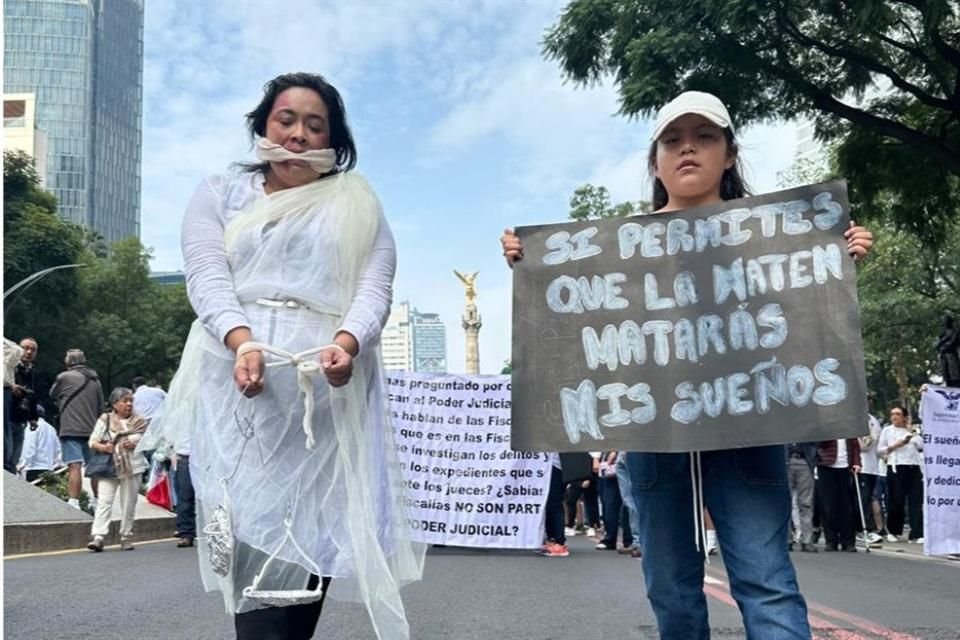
877 405 924 543
132 376 166 424
17 406 61 482
140 73 423 640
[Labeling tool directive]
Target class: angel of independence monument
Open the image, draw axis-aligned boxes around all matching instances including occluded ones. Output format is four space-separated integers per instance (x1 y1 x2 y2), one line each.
454 270 481 374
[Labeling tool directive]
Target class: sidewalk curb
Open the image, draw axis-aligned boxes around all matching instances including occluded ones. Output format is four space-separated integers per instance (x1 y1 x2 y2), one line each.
4 514 175 555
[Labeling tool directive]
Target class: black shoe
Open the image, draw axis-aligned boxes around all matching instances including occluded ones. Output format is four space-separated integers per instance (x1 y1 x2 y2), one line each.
788 542 795 551
800 543 818 553
841 545 857 552
824 545 839 552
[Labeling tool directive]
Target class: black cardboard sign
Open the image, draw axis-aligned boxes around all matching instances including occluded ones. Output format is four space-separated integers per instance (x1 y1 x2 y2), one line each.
511 181 867 452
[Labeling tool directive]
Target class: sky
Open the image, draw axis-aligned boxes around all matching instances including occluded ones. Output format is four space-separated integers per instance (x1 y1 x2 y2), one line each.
141 0 799 375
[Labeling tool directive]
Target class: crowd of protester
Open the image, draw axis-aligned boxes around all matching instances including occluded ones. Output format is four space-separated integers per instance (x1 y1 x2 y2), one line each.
538 400 926 558
3 337 195 552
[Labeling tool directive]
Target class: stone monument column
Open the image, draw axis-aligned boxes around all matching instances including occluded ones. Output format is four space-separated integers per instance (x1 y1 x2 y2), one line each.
454 270 481 374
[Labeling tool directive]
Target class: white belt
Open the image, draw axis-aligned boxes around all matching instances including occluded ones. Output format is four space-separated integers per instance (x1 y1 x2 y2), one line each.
252 297 341 317
255 297 315 311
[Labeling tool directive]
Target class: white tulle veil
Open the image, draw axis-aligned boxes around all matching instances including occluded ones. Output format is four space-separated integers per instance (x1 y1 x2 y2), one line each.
143 172 424 639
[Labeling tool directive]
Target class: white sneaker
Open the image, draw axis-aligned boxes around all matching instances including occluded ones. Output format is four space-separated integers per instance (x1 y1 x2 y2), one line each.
67 498 81 510
564 527 578 537
586 527 597 538
706 529 718 554
911 537 924 544
886 534 899 543
866 532 882 544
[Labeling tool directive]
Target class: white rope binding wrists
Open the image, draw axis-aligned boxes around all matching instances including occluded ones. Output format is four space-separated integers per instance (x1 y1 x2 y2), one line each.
236 341 349 450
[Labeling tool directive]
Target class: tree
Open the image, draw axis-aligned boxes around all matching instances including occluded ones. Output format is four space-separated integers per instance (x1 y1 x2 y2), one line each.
543 1 960 240
857 219 958 410
3 150 86 392
72 238 194 390
778 146 958 409
3 150 194 400
568 183 650 220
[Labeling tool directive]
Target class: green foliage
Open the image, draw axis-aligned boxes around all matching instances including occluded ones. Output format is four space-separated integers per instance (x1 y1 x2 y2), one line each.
33 472 93 514
3 151 87 392
544 0 960 239
3 151 195 403
778 147 957 410
569 183 650 220
857 219 958 410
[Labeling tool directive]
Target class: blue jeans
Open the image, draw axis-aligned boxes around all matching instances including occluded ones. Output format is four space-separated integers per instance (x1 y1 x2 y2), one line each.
616 457 641 540
626 446 810 640
175 455 196 538
544 465 565 544
599 475 632 547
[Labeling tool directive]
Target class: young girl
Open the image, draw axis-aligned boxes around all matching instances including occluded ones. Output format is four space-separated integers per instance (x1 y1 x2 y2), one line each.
500 91 874 640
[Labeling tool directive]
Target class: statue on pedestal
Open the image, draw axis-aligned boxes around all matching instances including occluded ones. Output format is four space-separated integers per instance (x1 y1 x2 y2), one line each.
936 315 960 388
454 270 481 374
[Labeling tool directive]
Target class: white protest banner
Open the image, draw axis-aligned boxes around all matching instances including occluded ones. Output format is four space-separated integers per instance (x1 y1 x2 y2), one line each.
921 386 960 556
387 371 551 548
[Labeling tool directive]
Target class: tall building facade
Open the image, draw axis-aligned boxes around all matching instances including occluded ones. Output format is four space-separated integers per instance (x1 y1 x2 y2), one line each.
3 0 144 243
4 93 48 185
412 312 447 373
382 302 448 373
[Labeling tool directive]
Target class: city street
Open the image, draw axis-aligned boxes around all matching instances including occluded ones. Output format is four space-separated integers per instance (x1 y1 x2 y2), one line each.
5 535 959 639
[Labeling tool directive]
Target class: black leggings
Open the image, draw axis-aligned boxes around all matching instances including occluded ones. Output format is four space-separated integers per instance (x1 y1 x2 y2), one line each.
234 576 332 640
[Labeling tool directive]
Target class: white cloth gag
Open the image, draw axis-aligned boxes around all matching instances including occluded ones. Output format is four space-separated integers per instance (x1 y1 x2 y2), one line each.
255 138 337 175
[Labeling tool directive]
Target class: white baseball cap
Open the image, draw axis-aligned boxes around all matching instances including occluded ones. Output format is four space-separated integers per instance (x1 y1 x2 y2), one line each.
651 91 734 141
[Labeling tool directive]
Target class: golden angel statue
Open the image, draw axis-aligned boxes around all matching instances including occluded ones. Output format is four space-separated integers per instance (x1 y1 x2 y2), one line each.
453 270 478 304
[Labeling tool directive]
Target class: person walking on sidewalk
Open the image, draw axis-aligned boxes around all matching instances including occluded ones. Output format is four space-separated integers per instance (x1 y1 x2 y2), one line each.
50 349 104 511
87 388 147 552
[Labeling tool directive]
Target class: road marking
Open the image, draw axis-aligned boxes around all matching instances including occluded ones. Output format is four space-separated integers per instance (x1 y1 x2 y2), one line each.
806 602 919 640
4 537 177 560
704 565 915 640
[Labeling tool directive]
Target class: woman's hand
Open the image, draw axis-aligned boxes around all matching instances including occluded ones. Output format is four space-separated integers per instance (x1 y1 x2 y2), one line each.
100 442 115 454
234 349 265 398
845 222 873 262
122 439 137 450
320 344 353 387
501 228 523 268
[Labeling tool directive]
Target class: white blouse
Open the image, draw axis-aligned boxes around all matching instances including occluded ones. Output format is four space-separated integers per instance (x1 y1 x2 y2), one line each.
877 424 924 470
181 171 396 352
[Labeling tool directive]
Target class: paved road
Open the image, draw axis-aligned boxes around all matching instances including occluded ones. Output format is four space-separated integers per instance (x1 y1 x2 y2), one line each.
5 536 959 639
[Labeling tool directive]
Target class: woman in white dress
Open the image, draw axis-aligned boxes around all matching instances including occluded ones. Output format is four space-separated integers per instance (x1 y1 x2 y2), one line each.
149 72 424 640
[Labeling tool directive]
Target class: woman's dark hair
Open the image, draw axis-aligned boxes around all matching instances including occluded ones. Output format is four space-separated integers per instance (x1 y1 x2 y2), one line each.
647 128 750 211
890 404 910 419
241 72 357 174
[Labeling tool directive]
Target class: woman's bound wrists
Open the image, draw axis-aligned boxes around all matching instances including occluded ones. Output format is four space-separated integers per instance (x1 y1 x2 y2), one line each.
236 341 264 358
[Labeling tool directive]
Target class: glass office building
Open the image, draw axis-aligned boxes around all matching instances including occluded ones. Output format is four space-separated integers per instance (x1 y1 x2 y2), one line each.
383 303 448 373
3 0 144 243
412 312 447 373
